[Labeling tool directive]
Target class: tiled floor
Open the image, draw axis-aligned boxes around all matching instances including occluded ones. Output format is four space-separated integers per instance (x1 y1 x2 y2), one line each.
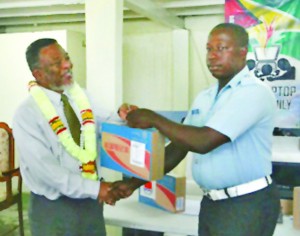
0 193 31 236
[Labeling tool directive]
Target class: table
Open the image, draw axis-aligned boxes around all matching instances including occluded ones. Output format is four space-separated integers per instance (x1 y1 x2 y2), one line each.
104 192 198 235
274 215 300 236
104 179 202 235
104 192 300 236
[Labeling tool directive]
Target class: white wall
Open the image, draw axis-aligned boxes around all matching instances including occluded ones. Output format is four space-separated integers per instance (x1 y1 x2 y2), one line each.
123 20 190 112
122 15 225 109
185 15 224 102
66 30 86 88
123 21 173 109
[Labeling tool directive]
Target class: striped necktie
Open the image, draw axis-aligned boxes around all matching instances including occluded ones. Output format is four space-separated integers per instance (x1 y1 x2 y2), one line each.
61 94 81 145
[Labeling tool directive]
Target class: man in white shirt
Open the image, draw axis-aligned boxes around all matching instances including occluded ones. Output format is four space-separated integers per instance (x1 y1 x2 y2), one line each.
13 38 130 235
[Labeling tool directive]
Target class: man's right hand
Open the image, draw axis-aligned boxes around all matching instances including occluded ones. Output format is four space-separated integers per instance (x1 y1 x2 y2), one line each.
110 178 146 200
98 181 118 205
98 178 146 206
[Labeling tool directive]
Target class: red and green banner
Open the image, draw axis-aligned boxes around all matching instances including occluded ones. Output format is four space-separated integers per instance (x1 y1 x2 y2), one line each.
225 0 300 135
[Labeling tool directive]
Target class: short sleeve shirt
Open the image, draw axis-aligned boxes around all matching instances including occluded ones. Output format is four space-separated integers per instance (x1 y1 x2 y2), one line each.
184 67 277 190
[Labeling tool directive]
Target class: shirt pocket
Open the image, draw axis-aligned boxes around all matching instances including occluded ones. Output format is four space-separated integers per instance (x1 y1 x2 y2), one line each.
188 109 205 126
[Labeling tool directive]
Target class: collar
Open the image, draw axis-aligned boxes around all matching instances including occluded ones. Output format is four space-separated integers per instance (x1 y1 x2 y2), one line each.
216 66 249 93
39 86 62 106
225 66 249 89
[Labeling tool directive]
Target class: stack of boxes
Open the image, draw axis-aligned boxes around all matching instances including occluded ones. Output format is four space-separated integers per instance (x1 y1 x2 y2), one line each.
100 122 186 213
139 174 186 213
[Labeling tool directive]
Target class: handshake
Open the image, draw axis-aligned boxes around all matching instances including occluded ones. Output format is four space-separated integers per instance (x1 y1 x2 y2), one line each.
98 177 145 206
97 103 159 206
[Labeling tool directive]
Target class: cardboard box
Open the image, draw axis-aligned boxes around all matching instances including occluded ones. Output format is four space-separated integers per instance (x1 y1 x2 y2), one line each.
100 122 165 180
293 187 300 230
280 199 293 215
139 174 186 213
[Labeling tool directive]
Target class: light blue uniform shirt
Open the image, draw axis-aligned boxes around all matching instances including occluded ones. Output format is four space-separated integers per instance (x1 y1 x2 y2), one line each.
184 67 277 190
13 86 120 200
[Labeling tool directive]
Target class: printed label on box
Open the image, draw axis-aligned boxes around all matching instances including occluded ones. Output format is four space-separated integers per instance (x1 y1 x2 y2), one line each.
139 175 186 213
130 140 146 167
176 197 184 211
140 181 156 200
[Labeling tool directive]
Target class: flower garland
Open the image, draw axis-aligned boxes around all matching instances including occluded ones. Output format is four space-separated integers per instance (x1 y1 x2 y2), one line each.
28 81 98 180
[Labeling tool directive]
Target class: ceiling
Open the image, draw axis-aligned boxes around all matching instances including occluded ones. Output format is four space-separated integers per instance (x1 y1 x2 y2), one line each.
0 0 225 30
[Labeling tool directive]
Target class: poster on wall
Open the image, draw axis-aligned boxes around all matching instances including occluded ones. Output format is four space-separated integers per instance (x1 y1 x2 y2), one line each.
225 0 300 136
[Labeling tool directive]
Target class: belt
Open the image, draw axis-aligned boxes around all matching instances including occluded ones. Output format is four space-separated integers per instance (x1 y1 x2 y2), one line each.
202 176 272 201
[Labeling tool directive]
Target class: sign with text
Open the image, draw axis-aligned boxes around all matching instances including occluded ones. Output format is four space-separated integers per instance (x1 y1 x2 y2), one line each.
225 0 300 134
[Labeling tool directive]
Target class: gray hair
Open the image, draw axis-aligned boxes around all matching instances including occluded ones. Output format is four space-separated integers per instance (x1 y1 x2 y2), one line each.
25 38 57 71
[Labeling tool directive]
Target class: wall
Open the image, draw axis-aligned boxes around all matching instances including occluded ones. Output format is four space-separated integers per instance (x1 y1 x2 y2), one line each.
66 30 86 88
185 15 224 101
123 21 173 109
122 15 224 109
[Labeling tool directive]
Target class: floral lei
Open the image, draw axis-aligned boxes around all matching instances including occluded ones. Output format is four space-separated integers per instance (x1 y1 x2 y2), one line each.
28 81 98 180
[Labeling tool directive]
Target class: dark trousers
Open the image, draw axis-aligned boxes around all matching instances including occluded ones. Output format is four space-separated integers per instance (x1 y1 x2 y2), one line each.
29 192 106 236
198 183 280 236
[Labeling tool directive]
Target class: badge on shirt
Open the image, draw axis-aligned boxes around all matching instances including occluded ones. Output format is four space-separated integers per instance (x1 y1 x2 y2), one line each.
191 109 200 115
